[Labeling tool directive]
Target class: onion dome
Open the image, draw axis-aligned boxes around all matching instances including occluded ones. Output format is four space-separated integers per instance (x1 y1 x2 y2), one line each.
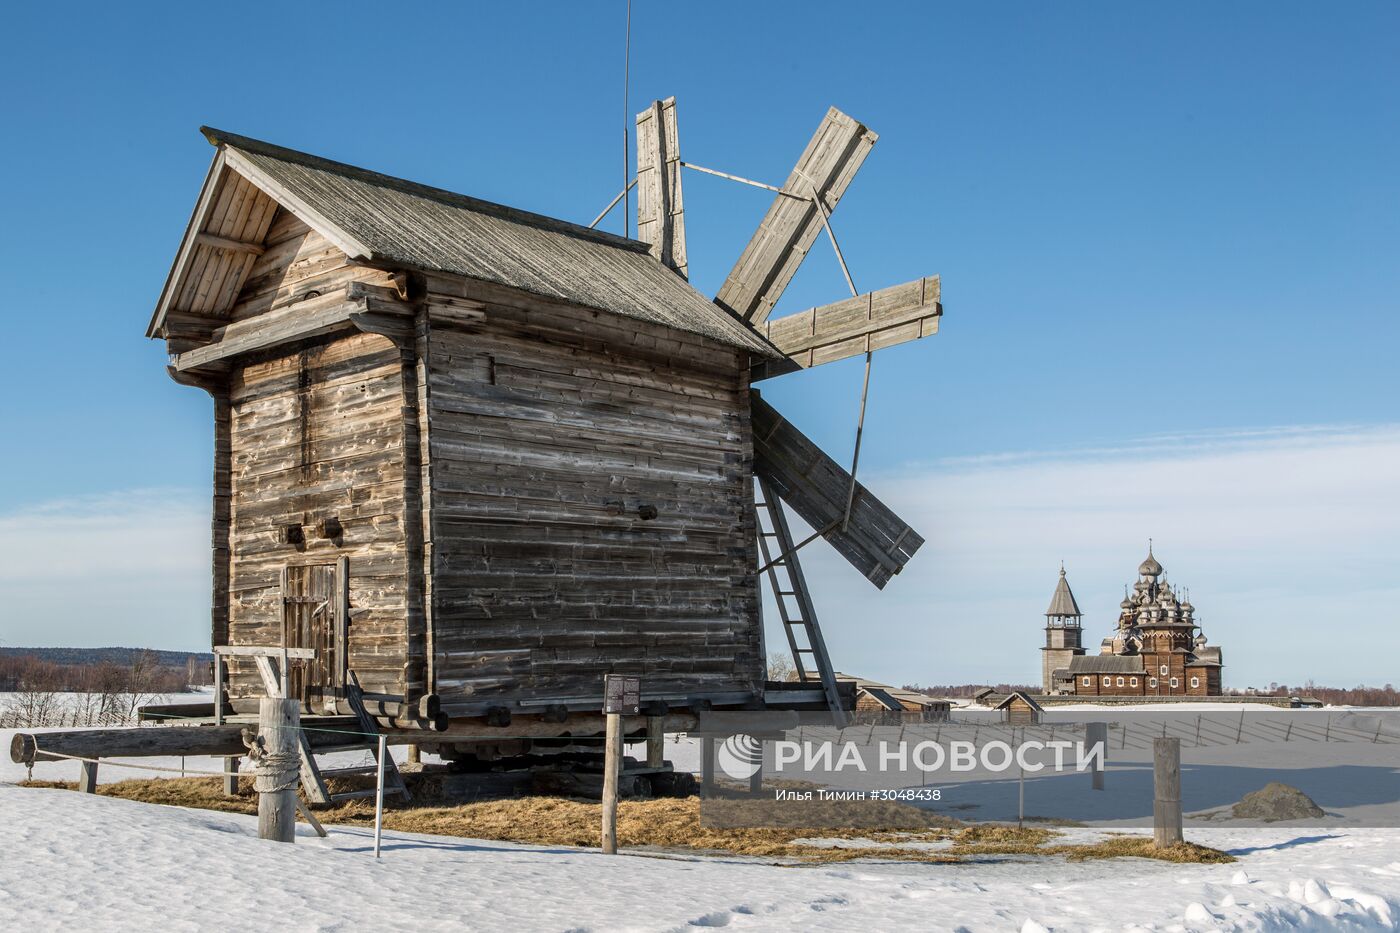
1138 543 1163 578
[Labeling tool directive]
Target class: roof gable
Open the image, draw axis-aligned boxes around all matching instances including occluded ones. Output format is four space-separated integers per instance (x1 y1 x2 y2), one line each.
995 690 1044 712
147 155 284 338
150 127 777 357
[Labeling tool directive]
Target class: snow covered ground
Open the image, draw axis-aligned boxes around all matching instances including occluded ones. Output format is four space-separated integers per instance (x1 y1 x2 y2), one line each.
2 781 1399 931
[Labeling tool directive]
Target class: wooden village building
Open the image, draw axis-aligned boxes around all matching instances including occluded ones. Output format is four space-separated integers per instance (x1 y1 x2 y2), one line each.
1040 548 1224 698
835 672 952 720
995 691 1043 725
142 105 940 768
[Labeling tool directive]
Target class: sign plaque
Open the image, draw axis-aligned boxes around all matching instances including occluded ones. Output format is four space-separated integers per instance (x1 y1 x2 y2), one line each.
603 674 641 715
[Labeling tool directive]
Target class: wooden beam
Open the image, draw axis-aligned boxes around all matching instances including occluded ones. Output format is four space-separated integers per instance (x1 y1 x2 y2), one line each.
213 645 316 659
635 97 687 278
752 275 941 381
173 289 362 371
160 309 223 341
194 231 266 255
751 391 923 589
714 107 877 325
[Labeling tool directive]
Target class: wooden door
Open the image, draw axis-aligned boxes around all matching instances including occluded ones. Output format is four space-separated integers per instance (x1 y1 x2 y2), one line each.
281 561 345 713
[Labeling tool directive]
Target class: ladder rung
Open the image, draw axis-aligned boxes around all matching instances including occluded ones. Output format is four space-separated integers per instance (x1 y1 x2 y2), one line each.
329 786 406 801
319 765 379 777
330 789 381 801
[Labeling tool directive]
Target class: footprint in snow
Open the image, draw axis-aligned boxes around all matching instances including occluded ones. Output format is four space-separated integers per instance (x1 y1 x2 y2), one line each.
688 911 731 927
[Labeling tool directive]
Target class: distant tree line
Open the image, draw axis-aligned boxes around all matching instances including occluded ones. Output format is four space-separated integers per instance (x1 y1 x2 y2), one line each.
0 650 211 727
897 681 1400 706
1227 682 1400 706
901 683 1037 698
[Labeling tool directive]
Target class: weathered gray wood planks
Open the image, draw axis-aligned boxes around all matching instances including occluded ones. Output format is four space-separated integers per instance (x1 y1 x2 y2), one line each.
751 391 923 589
714 107 877 325
635 97 687 278
751 275 941 380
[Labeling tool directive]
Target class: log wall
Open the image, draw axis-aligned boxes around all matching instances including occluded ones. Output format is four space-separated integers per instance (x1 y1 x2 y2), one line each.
225 331 410 701
418 284 763 712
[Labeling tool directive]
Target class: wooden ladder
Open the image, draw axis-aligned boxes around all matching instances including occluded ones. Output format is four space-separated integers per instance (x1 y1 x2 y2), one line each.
754 477 848 725
301 671 411 806
242 650 410 806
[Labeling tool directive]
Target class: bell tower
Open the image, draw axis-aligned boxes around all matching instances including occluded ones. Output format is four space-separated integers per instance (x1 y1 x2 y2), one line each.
1041 565 1085 693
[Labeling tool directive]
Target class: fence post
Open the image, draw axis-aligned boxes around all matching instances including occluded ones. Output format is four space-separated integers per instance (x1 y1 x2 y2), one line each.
256 697 299 844
601 711 622 854
1152 737 1183 848
78 759 99 794
215 657 239 796
701 736 715 796
1087 722 1106 791
646 715 664 768
373 734 387 858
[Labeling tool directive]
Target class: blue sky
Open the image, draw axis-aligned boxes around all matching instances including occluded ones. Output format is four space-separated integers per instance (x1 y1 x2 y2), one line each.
0 2 1396 686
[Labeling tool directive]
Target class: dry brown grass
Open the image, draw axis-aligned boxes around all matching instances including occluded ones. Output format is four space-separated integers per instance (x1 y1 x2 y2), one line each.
1047 836 1235 864
17 778 1231 864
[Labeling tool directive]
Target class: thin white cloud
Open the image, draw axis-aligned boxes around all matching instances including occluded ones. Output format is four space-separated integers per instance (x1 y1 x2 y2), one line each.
3 428 1397 689
0 490 208 650
781 424 1400 690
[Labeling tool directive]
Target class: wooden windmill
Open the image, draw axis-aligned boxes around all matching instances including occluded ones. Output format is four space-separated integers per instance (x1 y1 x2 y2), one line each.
139 101 939 757
629 98 940 717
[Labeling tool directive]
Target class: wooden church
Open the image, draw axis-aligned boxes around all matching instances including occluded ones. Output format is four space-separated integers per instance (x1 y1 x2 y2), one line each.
148 103 941 734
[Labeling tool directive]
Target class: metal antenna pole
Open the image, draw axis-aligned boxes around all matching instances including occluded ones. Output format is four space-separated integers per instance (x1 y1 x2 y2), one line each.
622 0 632 239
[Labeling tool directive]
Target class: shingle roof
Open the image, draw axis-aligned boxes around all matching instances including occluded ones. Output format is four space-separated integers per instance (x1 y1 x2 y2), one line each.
1045 568 1082 617
199 127 778 357
1066 655 1145 674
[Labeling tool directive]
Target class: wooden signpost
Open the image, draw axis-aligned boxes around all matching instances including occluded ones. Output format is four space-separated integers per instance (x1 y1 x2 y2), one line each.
601 674 640 855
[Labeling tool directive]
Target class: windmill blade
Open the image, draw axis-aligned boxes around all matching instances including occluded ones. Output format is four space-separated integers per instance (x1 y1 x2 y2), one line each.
752 275 941 381
751 391 923 589
715 107 877 325
635 97 687 278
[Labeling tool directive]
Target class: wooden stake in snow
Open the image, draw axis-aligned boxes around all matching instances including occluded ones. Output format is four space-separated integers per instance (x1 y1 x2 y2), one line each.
255 697 301 844
601 713 622 855
601 675 640 855
1152 737 1183 848
373 734 387 859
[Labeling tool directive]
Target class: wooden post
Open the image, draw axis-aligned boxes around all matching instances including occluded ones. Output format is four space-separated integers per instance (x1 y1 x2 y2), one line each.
1153 737 1183 848
78 759 98 794
1087 722 1106 791
645 715 664 768
256 697 300 844
601 712 622 854
215 655 239 796
700 736 715 796
223 756 240 796
373 734 387 859
406 743 421 766
748 738 763 794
